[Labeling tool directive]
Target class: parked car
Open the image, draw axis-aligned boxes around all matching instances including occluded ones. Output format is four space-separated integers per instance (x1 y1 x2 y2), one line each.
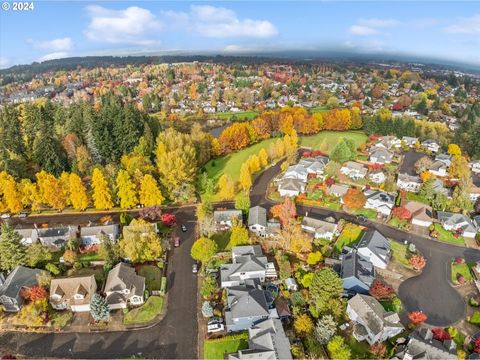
192 263 198 273
181 224 187 232
356 215 367 222
208 317 224 325
0 213 11 219
18 213 28 218
174 236 180 247
207 323 224 333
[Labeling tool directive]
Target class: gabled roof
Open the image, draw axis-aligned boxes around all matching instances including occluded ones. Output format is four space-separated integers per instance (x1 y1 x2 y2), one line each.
301 216 337 234
79 224 121 238
226 285 269 320
50 275 96 306
437 211 476 233
0 266 42 299
395 328 456 360
341 252 375 288
284 164 308 177
364 190 395 205
104 262 145 299
348 294 403 336
402 200 433 222
356 230 391 261
213 209 243 223
278 178 305 192
248 206 267 228
329 183 350 196
397 173 421 184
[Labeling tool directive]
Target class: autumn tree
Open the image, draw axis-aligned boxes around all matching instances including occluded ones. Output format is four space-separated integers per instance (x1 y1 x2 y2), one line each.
116 169 138 209
279 225 312 254
449 156 470 179
369 280 395 300
392 207 412 220
119 219 162 263
191 237 218 264
217 174 235 200
24 286 47 302
91 168 114 210
409 255 426 270
139 174 164 207
369 342 388 359
36 171 67 210
62 249 77 264
327 336 351 360
409 311 427 325
258 148 269 168
2 177 23 214
234 191 250 214
247 154 261 174
68 173 89 211
342 188 367 210
294 314 314 337
239 163 252 191
270 196 296 227
447 144 461 157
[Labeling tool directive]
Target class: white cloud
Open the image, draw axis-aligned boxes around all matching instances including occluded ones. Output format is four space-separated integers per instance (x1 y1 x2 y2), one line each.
38 52 69 62
162 5 277 38
349 18 400 36
349 25 379 36
446 14 480 34
85 5 162 45
0 56 10 69
28 37 74 51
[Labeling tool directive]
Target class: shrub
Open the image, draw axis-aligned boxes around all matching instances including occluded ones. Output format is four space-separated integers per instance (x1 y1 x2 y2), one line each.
369 280 395 300
470 297 480 307
45 263 60 275
470 311 480 326
432 328 451 341
369 342 387 359
455 257 465 264
409 311 427 325
409 255 426 270
457 274 465 284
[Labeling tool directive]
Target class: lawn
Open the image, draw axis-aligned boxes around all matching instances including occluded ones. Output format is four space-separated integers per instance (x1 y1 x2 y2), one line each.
138 265 162 291
434 223 465 245
390 240 412 268
451 262 473 284
78 252 103 262
207 110 258 121
388 217 410 230
334 223 364 252
299 131 368 154
346 336 370 359
348 208 378 219
123 296 164 325
204 332 249 360
212 231 232 252
405 192 430 205
67 267 106 285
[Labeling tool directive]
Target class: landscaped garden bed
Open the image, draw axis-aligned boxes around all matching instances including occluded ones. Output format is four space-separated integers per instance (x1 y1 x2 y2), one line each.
450 259 473 285
431 223 465 245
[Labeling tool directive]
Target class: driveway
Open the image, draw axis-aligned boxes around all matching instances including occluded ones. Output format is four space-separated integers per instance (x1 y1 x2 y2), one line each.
251 157 480 326
0 207 198 359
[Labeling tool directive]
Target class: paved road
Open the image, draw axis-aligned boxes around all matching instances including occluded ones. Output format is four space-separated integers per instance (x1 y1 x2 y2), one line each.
251 156 480 326
0 207 198 359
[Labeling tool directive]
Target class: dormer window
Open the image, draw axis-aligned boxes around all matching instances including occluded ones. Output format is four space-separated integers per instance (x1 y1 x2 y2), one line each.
74 293 84 300
123 289 130 295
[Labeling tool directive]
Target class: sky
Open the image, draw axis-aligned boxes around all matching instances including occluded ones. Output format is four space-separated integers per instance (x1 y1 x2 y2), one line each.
0 1 479 69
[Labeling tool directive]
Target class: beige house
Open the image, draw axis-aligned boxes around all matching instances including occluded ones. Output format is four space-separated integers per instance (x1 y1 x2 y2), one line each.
104 263 145 310
402 200 433 228
49 275 97 312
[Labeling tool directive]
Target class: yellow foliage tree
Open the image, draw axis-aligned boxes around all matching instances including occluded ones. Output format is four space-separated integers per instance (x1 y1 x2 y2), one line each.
120 219 162 263
2 178 23 214
36 171 67 211
18 179 41 212
258 148 269 168
239 163 252 191
139 174 164 207
91 168 114 210
447 144 462 157
217 174 235 200
420 171 433 183
69 173 89 211
248 154 261 173
116 169 138 209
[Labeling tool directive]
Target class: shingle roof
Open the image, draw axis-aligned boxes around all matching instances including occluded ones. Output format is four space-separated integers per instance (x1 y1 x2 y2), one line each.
226 285 269 320
248 206 267 228
341 252 375 288
395 328 456 360
356 230 391 261
0 266 42 300
104 263 145 303
278 178 305 192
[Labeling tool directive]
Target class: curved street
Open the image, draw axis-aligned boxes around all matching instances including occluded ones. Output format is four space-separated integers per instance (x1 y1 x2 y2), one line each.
1 158 480 357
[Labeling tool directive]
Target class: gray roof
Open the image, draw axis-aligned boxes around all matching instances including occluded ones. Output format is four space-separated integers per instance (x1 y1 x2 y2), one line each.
341 252 375 288
79 224 120 239
104 263 145 303
225 285 269 322
301 216 337 234
364 190 395 205
356 230 391 261
369 147 394 162
229 318 292 360
278 178 305 192
0 266 42 303
397 173 422 184
432 180 451 196
348 294 403 336
248 206 267 228
329 183 350 196
284 164 308 177
213 209 243 223
395 328 456 360
429 160 447 172
32 227 71 248
222 246 268 284
437 211 476 234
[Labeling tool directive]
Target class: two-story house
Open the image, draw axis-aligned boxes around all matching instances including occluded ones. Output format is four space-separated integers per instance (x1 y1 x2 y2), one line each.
49 275 97 312
104 263 145 310
301 216 339 241
340 162 368 179
364 190 396 217
396 173 422 193
356 230 391 269
0 266 43 312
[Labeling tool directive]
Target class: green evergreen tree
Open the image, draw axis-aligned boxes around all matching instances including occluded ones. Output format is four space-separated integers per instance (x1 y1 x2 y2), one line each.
0 224 26 271
90 293 110 322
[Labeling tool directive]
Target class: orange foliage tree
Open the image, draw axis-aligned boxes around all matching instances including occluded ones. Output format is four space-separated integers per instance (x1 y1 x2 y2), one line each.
270 196 296 227
409 255 426 270
342 188 367 210
408 311 427 325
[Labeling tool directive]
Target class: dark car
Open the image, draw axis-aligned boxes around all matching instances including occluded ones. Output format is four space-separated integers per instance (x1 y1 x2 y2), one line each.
174 236 180 247
208 317 224 325
181 224 187 232
356 215 368 222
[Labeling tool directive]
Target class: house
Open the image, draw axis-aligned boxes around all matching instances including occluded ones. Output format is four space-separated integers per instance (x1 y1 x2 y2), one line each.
394 328 457 360
396 173 422 193
301 216 339 241
77 224 121 246
369 147 394 165
278 178 306 197
299 156 329 177
437 211 477 238
340 162 368 179
328 183 350 198
402 136 418 148
213 209 243 230
428 160 448 177
435 153 453 167
402 200 433 227
356 230 391 269
470 160 480 174
364 190 396 217
49 275 97 312
284 278 298 291
221 246 277 288
377 136 401 149
421 139 440 153
347 294 404 345
225 282 270 332
32 226 71 249
228 318 292 360
432 179 452 198
15 227 35 246
341 252 375 295
368 169 386 184
104 263 145 310
283 164 308 182
274 297 292 322
248 206 268 237
0 266 43 312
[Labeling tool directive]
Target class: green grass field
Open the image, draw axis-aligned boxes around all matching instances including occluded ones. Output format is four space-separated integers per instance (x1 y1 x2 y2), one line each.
434 223 465 245
204 333 249 360
123 296 164 325
334 223 364 252
451 262 473 284
309 106 329 114
299 131 368 153
390 241 412 268
207 111 258 121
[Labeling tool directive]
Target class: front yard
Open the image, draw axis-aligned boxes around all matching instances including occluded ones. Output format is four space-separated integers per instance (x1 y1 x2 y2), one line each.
347 207 378 219
451 262 473 284
123 296 164 325
390 241 412 269
204 332 249 360
334 223 364 252
211 231 233 252
138 265 162 291
433 223 465 245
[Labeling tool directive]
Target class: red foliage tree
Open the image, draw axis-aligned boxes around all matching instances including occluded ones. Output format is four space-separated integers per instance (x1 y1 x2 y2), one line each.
408 311 427 325
392 207 412 220
161 213 177 227
432 328 451 342
368 163 385 170
455 257 465 264
474 337 480 353
369 342 387 359
24 286 47 302
270 196 297 227
369 280 395 300
409 255 427 271
303 151 312 158
324 177 335 187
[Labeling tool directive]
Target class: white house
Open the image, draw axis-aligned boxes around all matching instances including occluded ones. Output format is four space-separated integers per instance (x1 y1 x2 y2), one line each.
368 169 386 184
402 136 418 148
470 160 480 174
376 136 401 150
421 139 440 153
328 184 350 198
347 294 404 345
248 206 267 237
437 211 478 239
340 161 368 179
278 178 306 197
301 216 339 241
283 164 308 182
369 147 394 165
428 160 448 177
396 173 422 193
356 230 391 269
364 190 396 217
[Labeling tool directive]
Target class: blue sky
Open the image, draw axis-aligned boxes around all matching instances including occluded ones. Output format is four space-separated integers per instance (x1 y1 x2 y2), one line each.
1 1 479 68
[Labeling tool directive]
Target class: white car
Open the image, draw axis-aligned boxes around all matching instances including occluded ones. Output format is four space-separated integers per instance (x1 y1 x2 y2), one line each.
207 323 224 333
0 213 11 219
